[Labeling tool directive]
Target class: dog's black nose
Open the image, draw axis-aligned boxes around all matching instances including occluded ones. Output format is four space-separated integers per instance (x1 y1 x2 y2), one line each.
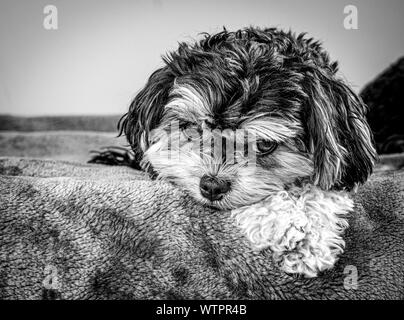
199 175 230 201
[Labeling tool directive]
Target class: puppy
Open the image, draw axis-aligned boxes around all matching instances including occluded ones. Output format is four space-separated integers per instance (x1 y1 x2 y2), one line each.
116 27 377 277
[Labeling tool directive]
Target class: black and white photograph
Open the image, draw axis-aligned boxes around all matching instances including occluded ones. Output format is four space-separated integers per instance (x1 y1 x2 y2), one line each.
0 0 403 306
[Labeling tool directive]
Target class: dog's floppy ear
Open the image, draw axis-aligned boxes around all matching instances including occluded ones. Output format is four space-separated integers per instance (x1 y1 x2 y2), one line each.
118 67 174 167
303 67 377 190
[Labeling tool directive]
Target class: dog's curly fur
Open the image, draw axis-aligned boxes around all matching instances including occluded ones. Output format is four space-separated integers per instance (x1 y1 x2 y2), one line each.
116 27 377 277
232 185 353 277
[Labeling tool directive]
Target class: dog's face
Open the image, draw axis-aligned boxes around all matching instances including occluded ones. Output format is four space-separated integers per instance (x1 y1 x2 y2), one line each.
120 28 377 210
142 84 314 210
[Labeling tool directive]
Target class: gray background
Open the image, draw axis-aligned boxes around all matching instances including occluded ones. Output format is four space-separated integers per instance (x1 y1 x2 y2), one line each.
0 0 403 116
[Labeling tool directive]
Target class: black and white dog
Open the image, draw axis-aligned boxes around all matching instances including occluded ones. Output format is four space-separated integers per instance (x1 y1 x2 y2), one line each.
94 27 377 277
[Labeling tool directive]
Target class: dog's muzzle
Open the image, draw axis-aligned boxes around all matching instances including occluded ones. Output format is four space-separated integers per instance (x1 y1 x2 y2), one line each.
199 175 231 201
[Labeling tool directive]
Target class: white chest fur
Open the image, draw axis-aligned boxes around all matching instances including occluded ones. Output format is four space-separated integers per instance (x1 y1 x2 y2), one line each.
232 185 354 277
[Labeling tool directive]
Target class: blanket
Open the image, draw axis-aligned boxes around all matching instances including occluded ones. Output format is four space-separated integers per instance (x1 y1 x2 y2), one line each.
0 157 403 300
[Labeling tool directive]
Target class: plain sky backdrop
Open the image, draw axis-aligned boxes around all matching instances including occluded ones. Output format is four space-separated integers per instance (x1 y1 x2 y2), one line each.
0 0 403 115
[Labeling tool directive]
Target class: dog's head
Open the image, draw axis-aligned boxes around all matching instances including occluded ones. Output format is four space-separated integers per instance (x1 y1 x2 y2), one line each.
120 27 376 210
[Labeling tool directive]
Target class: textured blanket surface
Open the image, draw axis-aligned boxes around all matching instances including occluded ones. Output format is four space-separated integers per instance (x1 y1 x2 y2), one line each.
0 131 126 163
0 157 403 300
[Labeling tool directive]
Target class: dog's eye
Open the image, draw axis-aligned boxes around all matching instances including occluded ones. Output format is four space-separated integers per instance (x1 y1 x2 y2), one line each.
179 121 192 130
256 140 278 155
182 127 199 142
